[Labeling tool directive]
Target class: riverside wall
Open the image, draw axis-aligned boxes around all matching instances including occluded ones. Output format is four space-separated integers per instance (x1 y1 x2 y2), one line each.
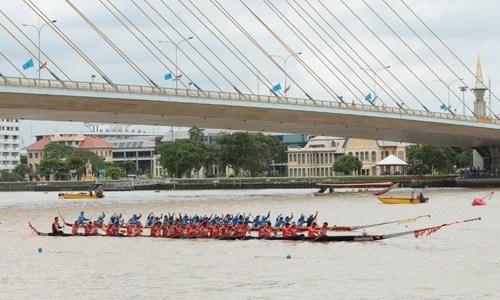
0 175 475 192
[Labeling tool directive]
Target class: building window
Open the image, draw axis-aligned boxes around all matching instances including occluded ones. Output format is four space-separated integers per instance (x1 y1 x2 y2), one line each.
29 153 32 159
35 153 38 159
371 151 376 162
360 152 364 161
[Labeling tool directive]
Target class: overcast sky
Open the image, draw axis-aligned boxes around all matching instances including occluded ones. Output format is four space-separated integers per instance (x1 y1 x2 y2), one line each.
1 0 499 146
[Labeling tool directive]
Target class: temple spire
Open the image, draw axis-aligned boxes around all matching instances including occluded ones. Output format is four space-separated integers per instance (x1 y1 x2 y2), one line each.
475 55 487 89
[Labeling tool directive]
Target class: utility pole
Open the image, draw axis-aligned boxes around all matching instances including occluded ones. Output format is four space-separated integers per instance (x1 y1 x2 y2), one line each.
159 36 194 90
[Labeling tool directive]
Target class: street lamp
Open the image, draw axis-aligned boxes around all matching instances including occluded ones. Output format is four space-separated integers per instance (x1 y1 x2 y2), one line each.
435 78 463 109
159 36 193 90
459 86 468 115
22 19 57 80
360 65 390 98
91 74 96 83
270 51 302 96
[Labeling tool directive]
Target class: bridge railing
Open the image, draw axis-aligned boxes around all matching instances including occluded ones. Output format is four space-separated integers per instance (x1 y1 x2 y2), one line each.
1 76 497 125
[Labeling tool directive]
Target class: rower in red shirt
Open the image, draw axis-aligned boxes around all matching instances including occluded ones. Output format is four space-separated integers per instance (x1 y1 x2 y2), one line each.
258 221 273 238
281 223 291 238
307 222 319 238
288 223 299 237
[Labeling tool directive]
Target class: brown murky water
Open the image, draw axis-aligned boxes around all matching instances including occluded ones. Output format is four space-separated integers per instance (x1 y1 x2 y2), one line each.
0 188 498 300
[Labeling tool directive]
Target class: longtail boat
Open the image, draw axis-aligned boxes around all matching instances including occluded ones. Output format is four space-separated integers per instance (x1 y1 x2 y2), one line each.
27 217 480 242
58 192 104 200
378 195 429 204
314 182 396 196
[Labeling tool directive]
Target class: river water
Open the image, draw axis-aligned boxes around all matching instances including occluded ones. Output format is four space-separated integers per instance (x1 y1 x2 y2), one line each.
0 188 498 300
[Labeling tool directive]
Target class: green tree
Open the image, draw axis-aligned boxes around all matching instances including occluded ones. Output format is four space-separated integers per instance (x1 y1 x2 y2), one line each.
13 164 29 180
117 160 136 175
105 165 125 179
39 157 68 180
333 154 362 175
44 142 73 159
406 145 472 175
159 141 206 178
0 170 22 182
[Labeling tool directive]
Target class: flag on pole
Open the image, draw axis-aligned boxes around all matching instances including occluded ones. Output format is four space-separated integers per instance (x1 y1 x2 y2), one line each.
372 95 378 103
365 93 373 103
164 73 173 80
440 103 448 111
272 83 282 92
172 74 182 81
22 58 34 70
38 61 47 71
284 84 291 94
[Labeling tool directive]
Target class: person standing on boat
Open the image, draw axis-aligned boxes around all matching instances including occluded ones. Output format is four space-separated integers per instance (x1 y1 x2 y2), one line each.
76 211 89 225
51 217 64 235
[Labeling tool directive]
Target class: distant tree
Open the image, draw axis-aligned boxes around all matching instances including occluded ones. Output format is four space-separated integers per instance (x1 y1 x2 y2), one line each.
105 165 125 179
44 142 73 160
406 145 470 175
20 154 27 164
117 160 136 175
39 157 68 180
0 170 22 182
13 164 29 180
333 154 362 175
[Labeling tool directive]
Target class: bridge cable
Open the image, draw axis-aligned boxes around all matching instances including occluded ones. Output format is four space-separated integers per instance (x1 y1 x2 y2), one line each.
262 0 366 105
209 0 312 100
23 0 113 84
0 51 26 78
315 0 428 112
285 0 393 108
340 0 452 113
131 0 223 91
98 0 190 90
400 0 500 119
179 0 277 95
295 0 403 109
0 21 62 81
0 9 71 80
233 0 342 102
362 0 475 116
158 0 256 95
65 0 157 87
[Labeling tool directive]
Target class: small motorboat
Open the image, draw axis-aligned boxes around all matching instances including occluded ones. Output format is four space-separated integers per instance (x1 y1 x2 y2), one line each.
58 192 104 199
378 195 429 204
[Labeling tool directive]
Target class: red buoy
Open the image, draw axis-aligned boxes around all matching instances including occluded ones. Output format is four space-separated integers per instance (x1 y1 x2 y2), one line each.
472 198 487 206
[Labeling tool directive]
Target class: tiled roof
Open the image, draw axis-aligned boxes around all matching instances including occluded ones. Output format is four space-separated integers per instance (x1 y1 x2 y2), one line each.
26 137 51 150
79 136 112 149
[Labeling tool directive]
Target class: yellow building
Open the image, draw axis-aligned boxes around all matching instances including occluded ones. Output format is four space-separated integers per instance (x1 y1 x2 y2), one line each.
287 137 410 177
343 139 409 176
26 134 113 180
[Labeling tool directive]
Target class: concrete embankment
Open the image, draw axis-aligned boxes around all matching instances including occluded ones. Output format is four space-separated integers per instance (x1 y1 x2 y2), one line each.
0 175 470 192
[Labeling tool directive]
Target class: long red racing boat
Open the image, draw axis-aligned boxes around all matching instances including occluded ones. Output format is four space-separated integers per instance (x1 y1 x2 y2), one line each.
28 217 480 242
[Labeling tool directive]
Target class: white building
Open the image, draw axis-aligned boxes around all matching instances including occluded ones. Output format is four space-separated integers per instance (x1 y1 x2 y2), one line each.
0 118 20 171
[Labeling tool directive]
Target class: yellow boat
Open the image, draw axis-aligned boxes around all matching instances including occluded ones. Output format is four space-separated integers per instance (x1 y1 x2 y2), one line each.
378 196 429 204
58 192 104 200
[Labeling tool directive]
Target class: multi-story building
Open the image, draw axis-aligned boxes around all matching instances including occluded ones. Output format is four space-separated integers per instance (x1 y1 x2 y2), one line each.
26 134 113 178
287 136 345 177
287 137 410 177
0 118 20 172
110 136 162 177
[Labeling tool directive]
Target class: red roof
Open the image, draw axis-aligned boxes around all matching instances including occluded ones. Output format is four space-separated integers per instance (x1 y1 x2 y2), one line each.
26 137 51 151
79 136 112 149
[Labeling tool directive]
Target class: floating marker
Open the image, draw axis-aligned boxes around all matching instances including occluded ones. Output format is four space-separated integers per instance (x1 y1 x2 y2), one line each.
286 254 292 259
37 247 43 253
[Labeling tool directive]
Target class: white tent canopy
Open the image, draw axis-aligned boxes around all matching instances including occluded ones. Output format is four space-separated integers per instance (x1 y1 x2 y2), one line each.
376 154 407 166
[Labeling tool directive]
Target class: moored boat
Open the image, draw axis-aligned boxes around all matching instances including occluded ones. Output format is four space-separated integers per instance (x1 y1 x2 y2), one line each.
378 196 429 204
58 192 104 199
314 182 395 196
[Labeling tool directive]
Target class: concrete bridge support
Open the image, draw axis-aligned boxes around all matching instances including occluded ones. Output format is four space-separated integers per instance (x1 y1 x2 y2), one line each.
473 147 500 172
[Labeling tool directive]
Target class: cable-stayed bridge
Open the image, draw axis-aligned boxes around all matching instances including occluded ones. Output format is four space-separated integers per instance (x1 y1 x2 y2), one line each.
0 1 499 168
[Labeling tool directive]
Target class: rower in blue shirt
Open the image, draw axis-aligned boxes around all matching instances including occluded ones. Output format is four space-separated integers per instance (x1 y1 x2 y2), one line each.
297 214 306 226
128 214 142 225
76 211 89 225
146 212 155 226
95 212 105 226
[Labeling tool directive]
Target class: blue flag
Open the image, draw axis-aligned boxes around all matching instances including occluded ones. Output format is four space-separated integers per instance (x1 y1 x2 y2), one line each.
365 93 373 102
22 58 34 70
164 73 173 80
440 103 448 110
272 83 282 92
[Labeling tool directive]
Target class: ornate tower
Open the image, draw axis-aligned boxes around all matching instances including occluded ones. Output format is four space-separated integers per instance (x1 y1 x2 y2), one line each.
471 56 487 116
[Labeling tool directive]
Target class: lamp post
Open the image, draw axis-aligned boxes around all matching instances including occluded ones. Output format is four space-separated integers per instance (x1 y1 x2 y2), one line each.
270 51 302 96
159 36 193 90
459 86 468 115
22 19 57 80
360 65 390 98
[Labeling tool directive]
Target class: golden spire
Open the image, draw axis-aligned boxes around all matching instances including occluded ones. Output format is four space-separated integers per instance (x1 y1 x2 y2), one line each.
475 55 487 89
